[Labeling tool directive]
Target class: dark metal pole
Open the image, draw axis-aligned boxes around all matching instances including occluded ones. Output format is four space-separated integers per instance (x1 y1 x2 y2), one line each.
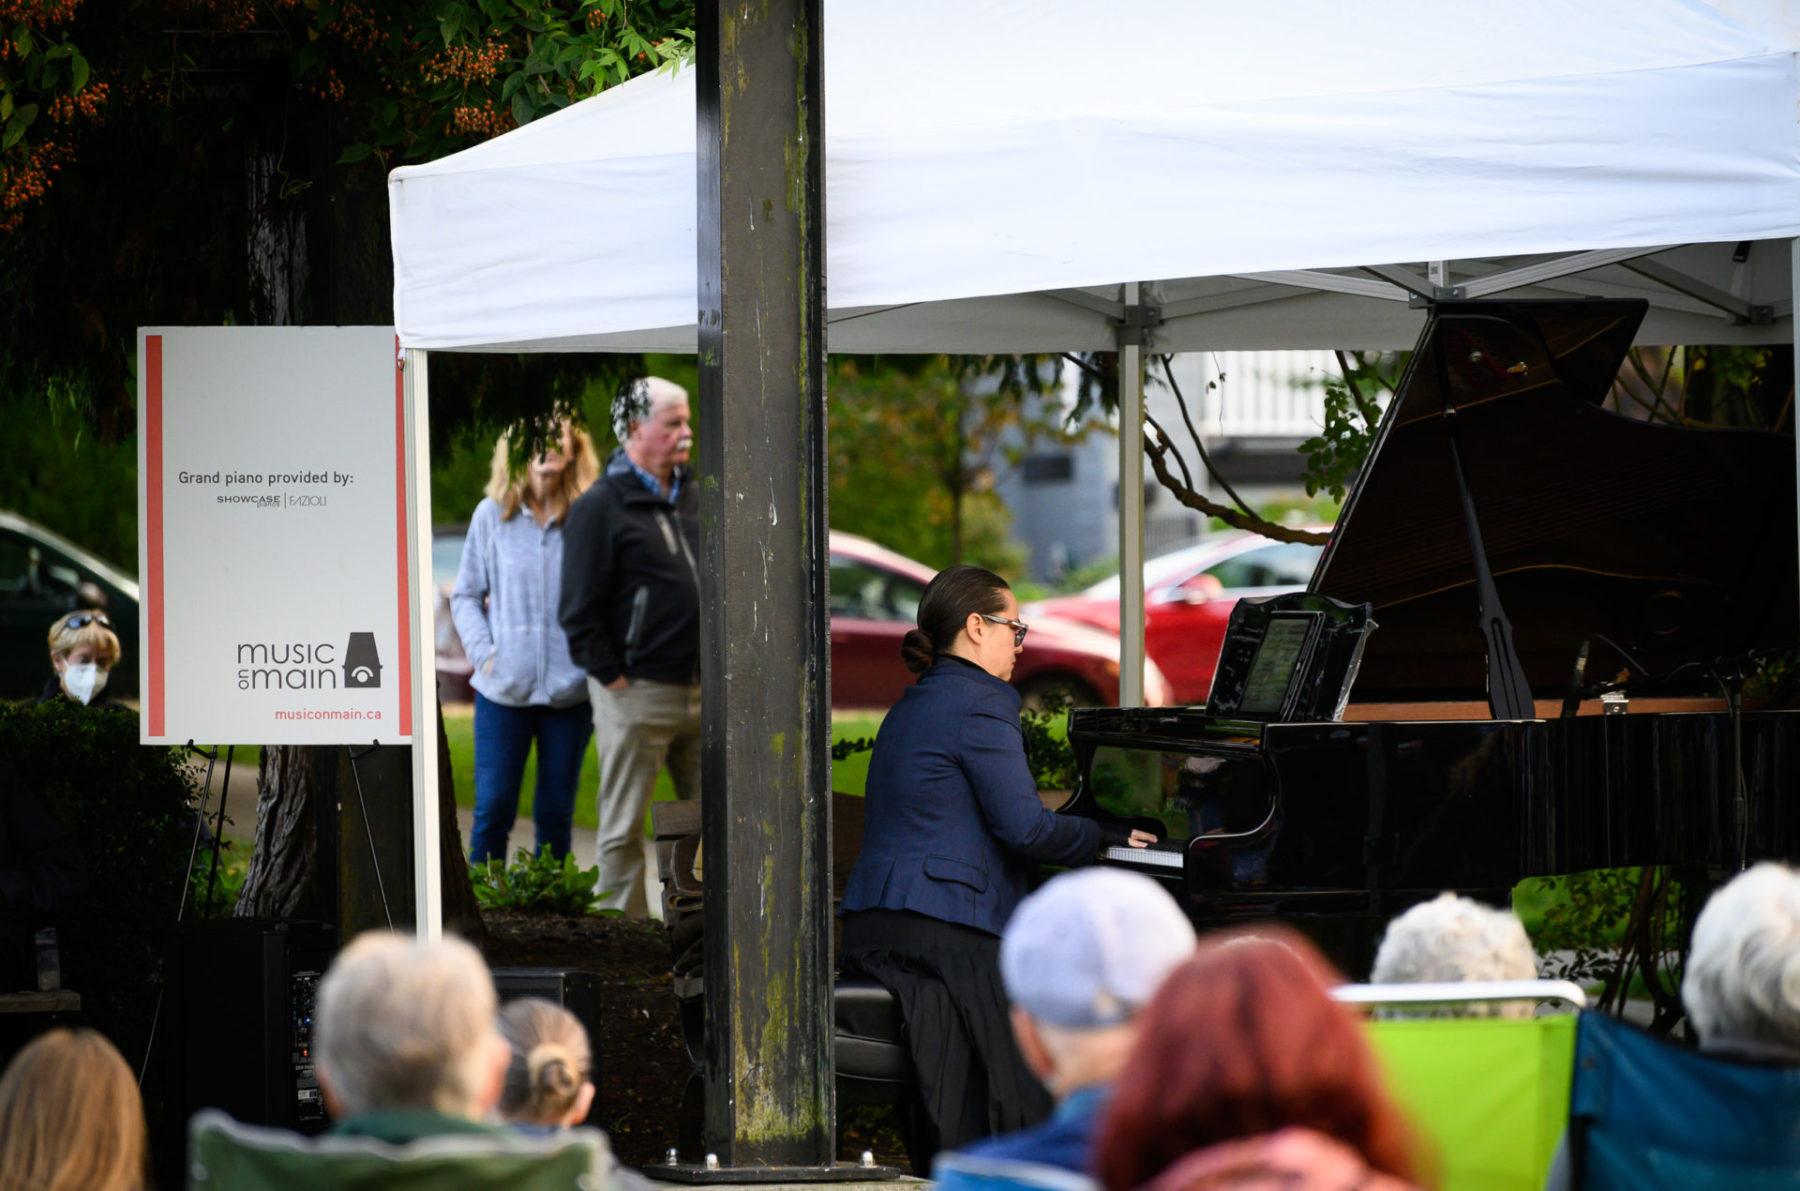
695 0 833 1169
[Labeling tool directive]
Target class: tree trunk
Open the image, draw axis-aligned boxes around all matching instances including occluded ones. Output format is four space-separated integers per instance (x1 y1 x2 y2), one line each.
439 695 485 941
235 746 319 918
231 130 485 937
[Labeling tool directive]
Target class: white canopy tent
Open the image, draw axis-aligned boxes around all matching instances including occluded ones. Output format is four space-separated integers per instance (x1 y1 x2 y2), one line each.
387 0 1800 934
391 0 1800 355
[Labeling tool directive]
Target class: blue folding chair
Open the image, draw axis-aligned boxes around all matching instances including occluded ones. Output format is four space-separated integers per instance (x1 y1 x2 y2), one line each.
1569 1010 1800 1190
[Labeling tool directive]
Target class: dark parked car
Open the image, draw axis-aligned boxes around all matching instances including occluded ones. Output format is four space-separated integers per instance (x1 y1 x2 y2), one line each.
433 523 474 703
0 510 141 701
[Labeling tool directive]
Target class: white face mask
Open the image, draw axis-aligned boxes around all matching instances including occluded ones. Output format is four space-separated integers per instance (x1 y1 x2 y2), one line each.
63 662 107 706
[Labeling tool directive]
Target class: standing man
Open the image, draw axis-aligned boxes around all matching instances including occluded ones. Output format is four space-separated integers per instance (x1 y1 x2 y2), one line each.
559 377 700 918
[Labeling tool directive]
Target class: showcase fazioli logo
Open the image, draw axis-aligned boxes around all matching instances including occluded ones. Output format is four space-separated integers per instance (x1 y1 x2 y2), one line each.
236 633 383 690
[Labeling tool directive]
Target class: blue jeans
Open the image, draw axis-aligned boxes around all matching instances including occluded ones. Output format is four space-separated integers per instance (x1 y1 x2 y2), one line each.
469 692 593 863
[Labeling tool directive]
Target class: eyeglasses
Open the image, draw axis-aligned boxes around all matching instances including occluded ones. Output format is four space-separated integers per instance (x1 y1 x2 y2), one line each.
66 612 111 630
981 613 1029 648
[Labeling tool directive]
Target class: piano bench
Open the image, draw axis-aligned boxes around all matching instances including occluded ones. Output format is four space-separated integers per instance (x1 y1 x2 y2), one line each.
834 977 913 1088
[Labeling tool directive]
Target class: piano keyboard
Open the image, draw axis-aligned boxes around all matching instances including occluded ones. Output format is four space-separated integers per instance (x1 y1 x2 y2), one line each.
1103 844 1185 869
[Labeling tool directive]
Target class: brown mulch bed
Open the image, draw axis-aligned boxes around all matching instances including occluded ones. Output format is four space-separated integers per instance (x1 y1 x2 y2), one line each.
477 910 910 1172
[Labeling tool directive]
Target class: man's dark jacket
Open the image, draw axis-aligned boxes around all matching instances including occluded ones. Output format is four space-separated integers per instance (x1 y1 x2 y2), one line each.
0 759 87 991
839 658 1100 937
558 450 701 687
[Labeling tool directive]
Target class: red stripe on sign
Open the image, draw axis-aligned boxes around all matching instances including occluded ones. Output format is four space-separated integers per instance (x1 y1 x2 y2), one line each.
395 341 412 736
146 336 166 737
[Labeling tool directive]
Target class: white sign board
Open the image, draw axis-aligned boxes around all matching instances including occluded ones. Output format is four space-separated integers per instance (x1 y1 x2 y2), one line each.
137 327 414 745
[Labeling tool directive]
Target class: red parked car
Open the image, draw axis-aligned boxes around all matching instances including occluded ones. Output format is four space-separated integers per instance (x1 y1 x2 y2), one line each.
1025 531 1327 706
434 524 1168 709
830 531 1169 709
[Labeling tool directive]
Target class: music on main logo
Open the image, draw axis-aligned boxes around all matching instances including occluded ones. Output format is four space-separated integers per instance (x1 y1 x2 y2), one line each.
343 632 382 689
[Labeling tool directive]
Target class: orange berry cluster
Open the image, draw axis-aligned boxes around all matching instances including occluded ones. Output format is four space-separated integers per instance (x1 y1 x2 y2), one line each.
0 137 69 234
305 0 390 57
0 0 82 26
585 7 606 28
423 39 507 86
46 77 106 123
305 67 347 103
449 99 511 138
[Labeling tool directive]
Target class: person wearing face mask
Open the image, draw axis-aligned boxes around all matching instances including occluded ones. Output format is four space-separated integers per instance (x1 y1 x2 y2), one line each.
37 610 128 711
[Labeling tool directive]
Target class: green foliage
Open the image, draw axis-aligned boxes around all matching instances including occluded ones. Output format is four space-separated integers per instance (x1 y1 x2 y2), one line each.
187 839 249 920
470 846 616 916
1297 352 1401 501
827 354 1082 573
0 378 137 568
1054 552 1119 595
0 700 198 1065
1019 693 1076 791
1516 866 1687 1025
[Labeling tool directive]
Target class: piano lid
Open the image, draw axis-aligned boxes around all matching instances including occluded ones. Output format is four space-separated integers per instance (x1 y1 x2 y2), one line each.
1309 299 1799 701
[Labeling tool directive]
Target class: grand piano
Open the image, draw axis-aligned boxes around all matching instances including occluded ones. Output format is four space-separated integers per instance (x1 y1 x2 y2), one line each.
1063 299 1800 923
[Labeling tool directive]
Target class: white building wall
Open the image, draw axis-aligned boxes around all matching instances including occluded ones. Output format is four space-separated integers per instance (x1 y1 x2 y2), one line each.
994 351 1346 582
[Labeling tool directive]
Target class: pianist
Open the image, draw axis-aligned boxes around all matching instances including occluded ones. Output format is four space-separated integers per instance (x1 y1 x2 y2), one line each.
839 564 1155 1153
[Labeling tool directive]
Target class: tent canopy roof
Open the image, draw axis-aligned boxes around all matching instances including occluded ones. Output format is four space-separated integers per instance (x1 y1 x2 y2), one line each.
389 0 1800 354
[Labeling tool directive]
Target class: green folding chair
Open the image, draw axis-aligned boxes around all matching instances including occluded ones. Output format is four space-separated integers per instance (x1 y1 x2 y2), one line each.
1333 980 1586 1191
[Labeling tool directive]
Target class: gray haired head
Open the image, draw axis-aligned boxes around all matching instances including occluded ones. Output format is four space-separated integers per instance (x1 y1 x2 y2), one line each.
313 932 502 1119
1371 892 1538 1018
1683 863 1800 1054
612 376 687 445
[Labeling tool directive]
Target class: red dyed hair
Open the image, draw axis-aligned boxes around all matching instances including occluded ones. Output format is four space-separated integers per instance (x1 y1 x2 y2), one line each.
1093 927 1423 1191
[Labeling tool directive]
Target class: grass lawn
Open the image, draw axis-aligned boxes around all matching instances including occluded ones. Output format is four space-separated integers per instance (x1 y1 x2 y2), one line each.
441 702 885 834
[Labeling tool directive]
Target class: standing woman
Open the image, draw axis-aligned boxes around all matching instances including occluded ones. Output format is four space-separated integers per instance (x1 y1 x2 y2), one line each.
454 419 600 864
839 565 1155 1154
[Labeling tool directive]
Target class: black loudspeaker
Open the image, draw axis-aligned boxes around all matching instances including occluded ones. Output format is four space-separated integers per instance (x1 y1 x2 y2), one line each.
491 967 605 1125
159 918 337 1182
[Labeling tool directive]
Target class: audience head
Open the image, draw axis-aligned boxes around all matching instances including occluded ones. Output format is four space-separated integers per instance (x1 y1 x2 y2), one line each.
485 417 599 522
314 931 509 1121
1682 863 1800 1058
46 609 121 705
902 564 1016 680
1001 869 1197 1097
0 1027 148 1191
1371 892 1539 1018
1094 927 1420 1191
497 997 596 1127
612 377 692 476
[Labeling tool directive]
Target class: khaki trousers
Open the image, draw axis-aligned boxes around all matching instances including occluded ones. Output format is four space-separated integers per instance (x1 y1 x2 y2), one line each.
588 676 702 919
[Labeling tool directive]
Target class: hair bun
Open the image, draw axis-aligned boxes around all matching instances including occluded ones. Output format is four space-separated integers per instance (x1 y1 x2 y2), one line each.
527 1043 581 1108
900 628 935 674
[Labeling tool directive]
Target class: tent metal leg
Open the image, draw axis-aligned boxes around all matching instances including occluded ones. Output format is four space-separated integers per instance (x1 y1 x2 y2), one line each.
1118 281 1146 708
402 347 442 942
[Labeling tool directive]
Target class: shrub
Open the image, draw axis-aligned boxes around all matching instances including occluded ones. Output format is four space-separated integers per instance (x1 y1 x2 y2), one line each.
471 846 616 916
0 700 198 1066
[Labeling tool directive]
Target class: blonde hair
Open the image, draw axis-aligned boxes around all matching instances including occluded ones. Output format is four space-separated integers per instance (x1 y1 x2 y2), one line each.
46 610 121 668
0 1028 148 1191
315 932 501 1119
497 997 591 1124
484 420 600 523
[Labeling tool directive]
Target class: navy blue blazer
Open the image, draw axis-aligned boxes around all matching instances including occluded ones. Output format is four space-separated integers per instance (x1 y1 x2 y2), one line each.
840 657 1101 937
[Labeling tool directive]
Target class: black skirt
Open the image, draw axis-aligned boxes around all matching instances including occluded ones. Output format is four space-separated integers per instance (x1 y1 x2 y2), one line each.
839 908 1053 1151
